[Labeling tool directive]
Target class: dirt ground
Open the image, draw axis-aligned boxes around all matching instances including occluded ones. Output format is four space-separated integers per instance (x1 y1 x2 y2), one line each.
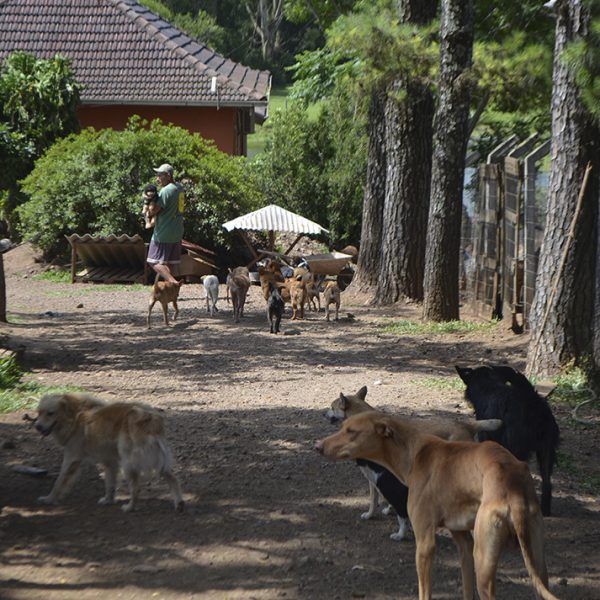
0 243 599 600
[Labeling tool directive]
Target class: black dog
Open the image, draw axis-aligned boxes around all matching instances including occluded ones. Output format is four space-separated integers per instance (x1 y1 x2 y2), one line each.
455 364 560 516
267 282 284 334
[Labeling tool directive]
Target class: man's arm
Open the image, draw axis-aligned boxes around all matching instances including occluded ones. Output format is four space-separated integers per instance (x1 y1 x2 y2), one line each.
147 202 161 217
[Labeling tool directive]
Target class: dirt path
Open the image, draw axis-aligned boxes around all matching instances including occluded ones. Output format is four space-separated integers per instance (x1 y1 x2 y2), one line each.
0 244 598 599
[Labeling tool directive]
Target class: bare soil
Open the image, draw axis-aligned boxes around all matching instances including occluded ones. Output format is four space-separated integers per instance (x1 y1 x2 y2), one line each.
0 243 599 600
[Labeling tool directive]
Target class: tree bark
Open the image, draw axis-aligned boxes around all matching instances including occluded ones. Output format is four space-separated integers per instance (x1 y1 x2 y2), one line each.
348 86 387 293
422 0 474 321
373 0 436 304
375 79 433 303
526 0 600 377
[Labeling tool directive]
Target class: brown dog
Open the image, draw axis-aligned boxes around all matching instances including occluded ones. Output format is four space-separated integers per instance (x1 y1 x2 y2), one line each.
147 280 180 328
327 386 502 540
226 266 251 323
323 281 340 321
34 393 184 512
316 411 559 600
288 276 306 320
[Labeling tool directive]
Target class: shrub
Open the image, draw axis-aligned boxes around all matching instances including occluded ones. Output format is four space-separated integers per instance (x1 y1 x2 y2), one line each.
17 117 262 258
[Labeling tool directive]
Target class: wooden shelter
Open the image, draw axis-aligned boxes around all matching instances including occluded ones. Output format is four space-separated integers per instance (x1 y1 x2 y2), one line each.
222 204 329 269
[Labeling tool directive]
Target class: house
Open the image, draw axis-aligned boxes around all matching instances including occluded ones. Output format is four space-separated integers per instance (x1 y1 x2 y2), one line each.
0 0 271 156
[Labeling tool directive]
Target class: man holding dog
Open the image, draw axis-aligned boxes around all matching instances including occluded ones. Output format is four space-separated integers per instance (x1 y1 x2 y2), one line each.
146 163 185 284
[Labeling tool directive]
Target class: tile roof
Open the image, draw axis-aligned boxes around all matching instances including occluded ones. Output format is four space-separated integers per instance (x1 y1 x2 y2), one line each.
0 0 271 108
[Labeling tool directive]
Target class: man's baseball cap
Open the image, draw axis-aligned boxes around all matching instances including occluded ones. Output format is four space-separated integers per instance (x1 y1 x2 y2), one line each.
153 163 174 175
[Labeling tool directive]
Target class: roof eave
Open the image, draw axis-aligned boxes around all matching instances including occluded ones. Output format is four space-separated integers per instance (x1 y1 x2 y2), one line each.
81 100 269 109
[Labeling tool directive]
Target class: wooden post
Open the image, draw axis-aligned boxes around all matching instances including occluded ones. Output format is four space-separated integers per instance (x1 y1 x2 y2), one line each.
284 234 304 255
0 253 6 323
70 241 78 284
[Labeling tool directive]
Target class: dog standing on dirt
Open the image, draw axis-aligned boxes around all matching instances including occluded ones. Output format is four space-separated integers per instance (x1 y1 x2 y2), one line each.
316 411 559 600
147 280 181 328
327 386 502 541
266 281 284 334
288 276 306 320
34 392 184 512
201 274 219 316
226 266 250 323
323 281 340 321
455 364 560 516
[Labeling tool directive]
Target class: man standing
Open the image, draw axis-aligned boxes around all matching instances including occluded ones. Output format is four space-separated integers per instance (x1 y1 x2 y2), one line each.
146 163 184 284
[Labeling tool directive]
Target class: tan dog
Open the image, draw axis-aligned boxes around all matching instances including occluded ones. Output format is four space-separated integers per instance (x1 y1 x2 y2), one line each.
259 267 290 303
327 386 502 540
147 280 180 328
323 281 340 321
288 276 306 320
316 411 559 600
34 393 184 512
304 274 322 312
327 386 503 439
226 266 251 323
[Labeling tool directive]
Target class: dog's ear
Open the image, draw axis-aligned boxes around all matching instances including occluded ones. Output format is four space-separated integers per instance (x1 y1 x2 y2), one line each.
455 366 472 382
339 393 349 409
374 419 394 439
356 386 368 401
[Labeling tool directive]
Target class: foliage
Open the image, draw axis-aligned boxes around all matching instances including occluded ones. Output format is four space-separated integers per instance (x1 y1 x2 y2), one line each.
327 0 438 90
563 12 600 125
283 0 358 31
318 84 368 245
0 52 81 231
139 0 226 51
470 33 553 156
250 102 329 230
17 118 262 259
474 0 555 45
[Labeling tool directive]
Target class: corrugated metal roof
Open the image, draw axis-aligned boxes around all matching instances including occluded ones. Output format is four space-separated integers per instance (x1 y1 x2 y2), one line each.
222 205 329 235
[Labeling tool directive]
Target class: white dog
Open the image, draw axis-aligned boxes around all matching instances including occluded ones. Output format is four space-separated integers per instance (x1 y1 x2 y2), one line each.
201 275 219 316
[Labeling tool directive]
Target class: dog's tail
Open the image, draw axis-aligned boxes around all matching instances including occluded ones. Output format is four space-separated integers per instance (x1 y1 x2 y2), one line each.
511 499 561 600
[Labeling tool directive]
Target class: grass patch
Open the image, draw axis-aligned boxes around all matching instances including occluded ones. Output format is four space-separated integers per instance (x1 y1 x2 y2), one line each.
551 366 595 408
32 270 72 284
381 319 498 336
414 377 466 392
0 355 82 414
46 283 147 296
556 450 600 494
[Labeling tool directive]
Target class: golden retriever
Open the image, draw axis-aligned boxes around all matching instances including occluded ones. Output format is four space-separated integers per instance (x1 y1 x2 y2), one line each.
34 392 184 512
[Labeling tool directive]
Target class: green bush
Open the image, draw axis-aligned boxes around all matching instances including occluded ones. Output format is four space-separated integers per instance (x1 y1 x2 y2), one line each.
251 91 366 248
17 117 262 259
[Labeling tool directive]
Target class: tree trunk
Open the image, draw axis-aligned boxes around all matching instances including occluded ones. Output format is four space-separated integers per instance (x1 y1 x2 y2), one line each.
373 0 436 304
422 0 474 321
348 86 387 293
245 0 283 62
526 0 600 377
375 79 434 303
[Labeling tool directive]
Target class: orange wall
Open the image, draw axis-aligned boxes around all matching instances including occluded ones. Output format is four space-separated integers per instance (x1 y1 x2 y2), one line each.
77 105 239 155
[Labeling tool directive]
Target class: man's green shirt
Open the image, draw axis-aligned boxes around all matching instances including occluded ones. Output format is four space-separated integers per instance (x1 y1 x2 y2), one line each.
152 182 184 243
